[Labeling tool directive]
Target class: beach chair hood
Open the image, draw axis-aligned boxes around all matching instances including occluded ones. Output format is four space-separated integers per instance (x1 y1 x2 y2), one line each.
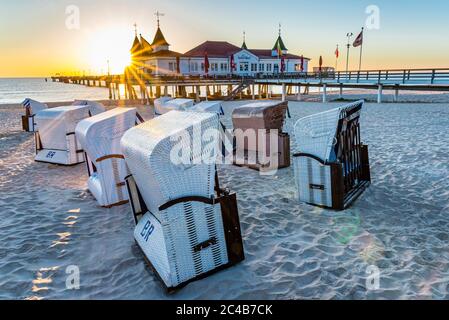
35 105 90 151
121 110 220 219
22 98 48 115
154 98 194 115
76 107 138 207
72 100 106 116
187 101 224 115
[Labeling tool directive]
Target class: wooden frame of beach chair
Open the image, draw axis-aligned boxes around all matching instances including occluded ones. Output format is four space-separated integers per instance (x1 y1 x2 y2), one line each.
232 101 291 172
75 108 145 208
121 111 244 293
34 105 91 166
293 100 371 210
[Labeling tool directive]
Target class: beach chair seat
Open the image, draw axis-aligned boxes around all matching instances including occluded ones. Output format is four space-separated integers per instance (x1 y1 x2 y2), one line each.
21 98 48 132
34 105 91 165
75 108 142 208
121 111 244 292
293 100 371 210
72 100 106 116
187 101 225 115
232 101 291 172
154 98 194 115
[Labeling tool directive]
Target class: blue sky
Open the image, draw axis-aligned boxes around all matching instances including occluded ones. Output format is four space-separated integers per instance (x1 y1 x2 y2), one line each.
1 0 449 76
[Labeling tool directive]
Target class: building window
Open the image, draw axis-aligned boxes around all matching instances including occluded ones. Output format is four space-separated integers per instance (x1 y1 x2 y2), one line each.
267 64 272 72
201 63 205 71
211 63 218 72
169 62 176 72
251 63 257 72
220 63 228 72
259 64 265 72
191 62 199 72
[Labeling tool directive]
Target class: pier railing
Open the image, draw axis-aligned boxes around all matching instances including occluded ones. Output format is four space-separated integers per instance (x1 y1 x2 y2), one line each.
257 68 449 85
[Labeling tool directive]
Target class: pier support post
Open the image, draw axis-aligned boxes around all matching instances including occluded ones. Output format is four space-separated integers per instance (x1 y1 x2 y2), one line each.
339 84 343 99
322 84 328 103
252 84 255 100
394 85 399 102
296 85 301 101
108 82 112 100
282 83 286 102
195 86 201 102
377 84 383 104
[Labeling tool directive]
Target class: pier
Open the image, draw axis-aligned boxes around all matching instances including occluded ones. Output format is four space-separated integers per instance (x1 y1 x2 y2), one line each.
51 68 449 104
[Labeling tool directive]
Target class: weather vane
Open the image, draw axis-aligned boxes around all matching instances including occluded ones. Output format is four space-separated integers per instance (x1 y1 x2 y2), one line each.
133 23 138 36
155 11 165 28
243 31 246 43
279 23 282 36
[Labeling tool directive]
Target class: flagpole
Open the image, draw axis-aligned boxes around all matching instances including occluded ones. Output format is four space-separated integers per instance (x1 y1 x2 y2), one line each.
345 33 353 74
358 27 364 71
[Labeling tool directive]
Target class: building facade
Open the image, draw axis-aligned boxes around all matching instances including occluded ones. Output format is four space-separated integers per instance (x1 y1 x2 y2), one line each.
131 25 310 77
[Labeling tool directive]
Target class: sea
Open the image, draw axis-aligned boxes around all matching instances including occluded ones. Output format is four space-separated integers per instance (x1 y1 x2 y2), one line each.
0 78 110 105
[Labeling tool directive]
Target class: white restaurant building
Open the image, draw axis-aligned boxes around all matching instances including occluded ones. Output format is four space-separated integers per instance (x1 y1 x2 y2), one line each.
131 24 310 77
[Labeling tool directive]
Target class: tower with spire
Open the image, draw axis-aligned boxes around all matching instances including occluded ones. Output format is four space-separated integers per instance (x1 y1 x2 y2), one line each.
241 31 248 50
272 23 288 57
151 11 170 52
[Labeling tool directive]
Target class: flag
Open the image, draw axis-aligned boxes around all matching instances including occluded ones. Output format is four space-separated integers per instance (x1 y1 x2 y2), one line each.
281 56 286 73
319 56 323 72
300 55 304 72
230 54 236 72
335 46 340 58
204 52 210 74
353 30 364 47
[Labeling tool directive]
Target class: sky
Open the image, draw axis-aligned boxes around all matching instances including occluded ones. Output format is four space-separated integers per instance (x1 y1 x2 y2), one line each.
1 0 449 77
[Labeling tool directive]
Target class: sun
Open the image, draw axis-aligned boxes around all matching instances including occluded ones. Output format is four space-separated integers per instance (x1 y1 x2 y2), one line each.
85 27 132 75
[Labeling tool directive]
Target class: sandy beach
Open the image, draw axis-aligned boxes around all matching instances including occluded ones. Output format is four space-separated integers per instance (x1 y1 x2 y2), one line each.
1 98 449 300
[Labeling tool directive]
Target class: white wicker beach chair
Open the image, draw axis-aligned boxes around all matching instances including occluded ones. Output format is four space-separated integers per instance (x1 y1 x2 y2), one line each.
187 101 225 115
121 111 244 292
232 101 290 171
21 98 48 132
72 100 106 116
154 98 194 115
34 105 91 165
293 100 371 210
76 108 143 208
153 97 174 115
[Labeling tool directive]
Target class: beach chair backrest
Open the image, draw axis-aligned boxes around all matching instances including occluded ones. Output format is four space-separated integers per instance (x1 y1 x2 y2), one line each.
294 100 364 163
35 105 90 150
121 111 220 221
